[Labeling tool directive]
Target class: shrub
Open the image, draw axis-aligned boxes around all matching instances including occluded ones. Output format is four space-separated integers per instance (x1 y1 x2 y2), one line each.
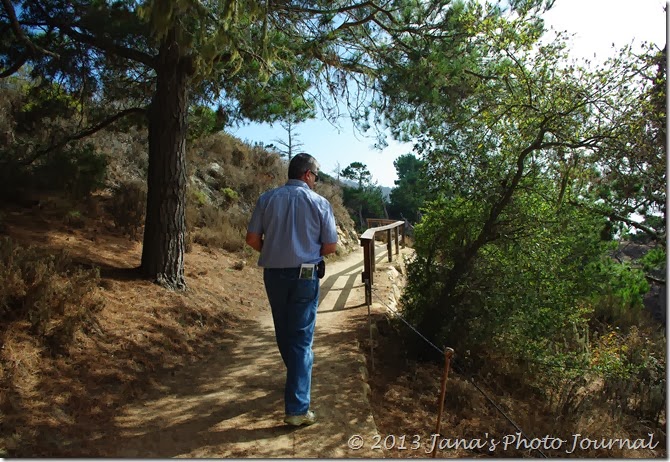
191 189 208 207
591 326 666 424
0 237 102 351
108 179 147 239
589 257 650 328
220 187 239 206
63 210 85 228
33 143 108 198
187 202 249 253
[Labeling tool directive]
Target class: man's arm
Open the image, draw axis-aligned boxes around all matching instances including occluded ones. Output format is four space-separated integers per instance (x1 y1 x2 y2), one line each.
320 242 337 256
245 232 263 252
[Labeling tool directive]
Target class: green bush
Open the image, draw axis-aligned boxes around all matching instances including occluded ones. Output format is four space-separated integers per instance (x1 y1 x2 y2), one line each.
63 210 85 228
191 189 208 206
220 187 239 206
591 327 666 424
400 194 613 366
34 143 108 198
589 257 650 328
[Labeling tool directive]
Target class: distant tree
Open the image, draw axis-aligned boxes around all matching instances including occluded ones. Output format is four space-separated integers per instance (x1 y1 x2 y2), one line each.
388 153 432 223
341 162 372 188
239 76 316 160
333 162 342 181
340 161 386 228
273 118 304 161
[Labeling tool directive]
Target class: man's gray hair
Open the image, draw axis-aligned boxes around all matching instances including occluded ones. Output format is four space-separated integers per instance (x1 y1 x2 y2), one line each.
288 152 320 180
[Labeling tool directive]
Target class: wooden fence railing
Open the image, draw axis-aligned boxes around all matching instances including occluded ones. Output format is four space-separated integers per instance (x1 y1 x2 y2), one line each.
360 219 406 305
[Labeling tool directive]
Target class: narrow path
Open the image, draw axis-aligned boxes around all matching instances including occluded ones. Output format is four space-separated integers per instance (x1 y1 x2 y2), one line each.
92 246 391 457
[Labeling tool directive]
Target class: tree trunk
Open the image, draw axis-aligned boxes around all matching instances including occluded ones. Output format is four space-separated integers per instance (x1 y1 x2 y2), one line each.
140 30 188 290
382 196 389 219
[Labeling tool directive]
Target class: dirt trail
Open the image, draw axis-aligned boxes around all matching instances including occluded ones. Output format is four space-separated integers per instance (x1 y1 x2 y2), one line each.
83 246 395 458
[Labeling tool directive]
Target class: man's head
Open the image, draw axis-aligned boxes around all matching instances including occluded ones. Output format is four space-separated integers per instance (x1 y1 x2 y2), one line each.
288 152 320 189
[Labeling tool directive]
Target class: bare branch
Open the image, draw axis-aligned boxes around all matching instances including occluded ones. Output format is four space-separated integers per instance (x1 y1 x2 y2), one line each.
645 274 666 285
59 25 157 69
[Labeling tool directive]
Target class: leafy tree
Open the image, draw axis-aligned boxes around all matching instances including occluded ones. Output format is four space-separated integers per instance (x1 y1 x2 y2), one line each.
187 105 227 140
577 46 666 252
373 1 663 363
238 73 316 159
0 0 561 289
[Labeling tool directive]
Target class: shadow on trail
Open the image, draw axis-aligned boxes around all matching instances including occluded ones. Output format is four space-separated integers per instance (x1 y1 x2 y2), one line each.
12 246 389 458
76 316 380 457
53 320 302 458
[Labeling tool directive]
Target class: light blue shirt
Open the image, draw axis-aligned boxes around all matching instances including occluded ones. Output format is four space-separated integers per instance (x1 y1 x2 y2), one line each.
247 179 338 268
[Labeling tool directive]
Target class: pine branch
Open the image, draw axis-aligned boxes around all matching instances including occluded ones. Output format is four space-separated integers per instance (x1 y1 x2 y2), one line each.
14 107 147 167
569 200 666 245
0 53 28 78
1 0 60 58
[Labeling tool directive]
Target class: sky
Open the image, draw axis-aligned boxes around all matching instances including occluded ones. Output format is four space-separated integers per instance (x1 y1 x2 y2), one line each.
229 0 667 188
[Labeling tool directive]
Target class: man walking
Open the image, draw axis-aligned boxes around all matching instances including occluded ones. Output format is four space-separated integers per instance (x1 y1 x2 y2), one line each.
246 153 338 426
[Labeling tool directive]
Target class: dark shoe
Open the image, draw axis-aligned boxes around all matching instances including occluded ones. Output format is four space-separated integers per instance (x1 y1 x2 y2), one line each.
284 410 317 426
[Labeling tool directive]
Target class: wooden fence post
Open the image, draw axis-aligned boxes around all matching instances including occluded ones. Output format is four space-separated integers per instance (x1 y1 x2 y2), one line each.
386 229 392 262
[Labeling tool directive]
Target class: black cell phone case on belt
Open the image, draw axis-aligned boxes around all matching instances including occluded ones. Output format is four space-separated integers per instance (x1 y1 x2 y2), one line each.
317 260 325 279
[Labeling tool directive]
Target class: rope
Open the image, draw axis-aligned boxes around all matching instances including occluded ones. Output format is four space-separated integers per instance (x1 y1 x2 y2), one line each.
370 286 547 458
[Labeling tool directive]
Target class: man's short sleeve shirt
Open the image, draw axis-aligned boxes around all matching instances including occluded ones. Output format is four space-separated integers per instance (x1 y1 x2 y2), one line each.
247 179 338 268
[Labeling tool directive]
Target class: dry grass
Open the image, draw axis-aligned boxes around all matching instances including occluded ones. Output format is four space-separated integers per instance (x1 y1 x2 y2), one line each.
361 312 666 458
0 202 268 457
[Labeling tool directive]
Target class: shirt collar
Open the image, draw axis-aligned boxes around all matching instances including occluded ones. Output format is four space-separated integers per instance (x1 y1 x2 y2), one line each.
286 179 309 188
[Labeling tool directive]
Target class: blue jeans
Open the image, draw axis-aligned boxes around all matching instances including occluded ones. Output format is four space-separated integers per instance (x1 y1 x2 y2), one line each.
263 268 320 416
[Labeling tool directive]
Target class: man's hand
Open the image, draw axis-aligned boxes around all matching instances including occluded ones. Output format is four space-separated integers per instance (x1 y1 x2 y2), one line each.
245 232 263 252
320 242 337 256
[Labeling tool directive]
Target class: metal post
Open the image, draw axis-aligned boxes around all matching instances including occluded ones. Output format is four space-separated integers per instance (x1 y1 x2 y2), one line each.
432 347 455 458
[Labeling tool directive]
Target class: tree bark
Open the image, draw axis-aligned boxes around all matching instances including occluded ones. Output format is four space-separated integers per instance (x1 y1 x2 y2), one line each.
140 29 188 290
